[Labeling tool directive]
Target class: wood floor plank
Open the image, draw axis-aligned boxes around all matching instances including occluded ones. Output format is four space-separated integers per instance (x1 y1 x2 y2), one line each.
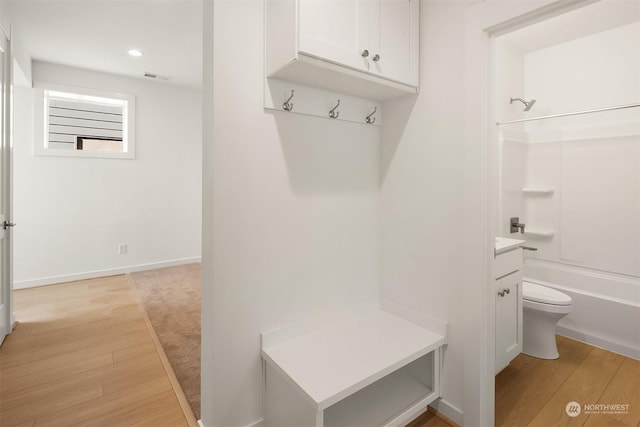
583 414 635 427
0 381 103 426
0 344 115 381
1 275 196 427
102 360 167 395
11 418 34 427
0 317 149 359
495 353 541 402
0 353 163 408
495 336 593 427
80 390 184 427
26 302 142 336
582 357 640 427
112 340 158 362
407 412 454 427
496 336 640 427
527 347 624 427
129 406 189 427
0 352 114 395
33 377 172 426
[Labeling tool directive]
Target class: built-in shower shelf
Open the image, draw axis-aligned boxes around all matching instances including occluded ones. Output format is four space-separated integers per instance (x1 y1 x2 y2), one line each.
522 187 555 195
524 228 554 237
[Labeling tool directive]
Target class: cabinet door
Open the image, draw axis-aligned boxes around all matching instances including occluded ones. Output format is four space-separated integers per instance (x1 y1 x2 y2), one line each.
495 271 523 373
298 0 370 72
369 0 419 86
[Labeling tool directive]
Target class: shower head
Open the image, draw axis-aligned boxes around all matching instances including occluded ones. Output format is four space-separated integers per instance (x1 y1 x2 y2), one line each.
510 97 536 111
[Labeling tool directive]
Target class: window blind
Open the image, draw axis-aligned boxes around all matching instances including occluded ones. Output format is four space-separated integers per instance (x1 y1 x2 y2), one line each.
48 97 124 150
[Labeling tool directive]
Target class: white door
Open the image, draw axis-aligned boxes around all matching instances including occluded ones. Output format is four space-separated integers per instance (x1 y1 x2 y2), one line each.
370 0 419 86
298 0 371 72
0 29 12 346
495 271 522 372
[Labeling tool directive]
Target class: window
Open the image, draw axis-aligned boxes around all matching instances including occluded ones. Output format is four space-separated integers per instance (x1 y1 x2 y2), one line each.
34 82 135 159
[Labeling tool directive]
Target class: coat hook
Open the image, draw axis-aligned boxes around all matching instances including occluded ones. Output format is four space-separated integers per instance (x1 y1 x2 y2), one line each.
366 106 377 124
283 90 294 111
329 99 340 119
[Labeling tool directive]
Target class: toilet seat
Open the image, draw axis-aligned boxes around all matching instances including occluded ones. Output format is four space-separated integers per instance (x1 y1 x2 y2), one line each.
523 298 573 314
523 281 572 306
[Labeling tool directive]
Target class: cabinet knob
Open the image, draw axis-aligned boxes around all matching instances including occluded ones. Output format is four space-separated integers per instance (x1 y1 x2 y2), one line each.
373 54 380 62
505 288 510 295
361 49 369 58
498 290 505 297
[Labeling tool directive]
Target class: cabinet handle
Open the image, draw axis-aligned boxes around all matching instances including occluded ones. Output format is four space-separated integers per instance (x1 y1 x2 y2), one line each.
361 49 369 58
498 290 505 297
373 54 380 62
505 288 510 295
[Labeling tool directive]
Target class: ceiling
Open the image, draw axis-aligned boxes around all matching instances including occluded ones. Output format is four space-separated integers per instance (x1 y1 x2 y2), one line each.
500 0 640 53
7 0 203 89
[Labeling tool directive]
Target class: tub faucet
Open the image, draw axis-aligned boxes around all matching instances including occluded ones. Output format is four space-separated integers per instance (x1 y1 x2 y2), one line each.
510 217 526 234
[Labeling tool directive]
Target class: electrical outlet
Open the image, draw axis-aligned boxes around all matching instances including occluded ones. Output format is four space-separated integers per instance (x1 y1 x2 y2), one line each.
118 244 127 254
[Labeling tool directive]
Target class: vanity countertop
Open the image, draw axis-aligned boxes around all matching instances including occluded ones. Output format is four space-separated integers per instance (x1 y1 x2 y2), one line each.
495 236 525 255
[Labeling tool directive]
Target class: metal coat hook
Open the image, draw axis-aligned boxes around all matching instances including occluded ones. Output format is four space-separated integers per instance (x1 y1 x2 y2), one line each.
283 90 294 111
329 99 340 119
366 107 377 124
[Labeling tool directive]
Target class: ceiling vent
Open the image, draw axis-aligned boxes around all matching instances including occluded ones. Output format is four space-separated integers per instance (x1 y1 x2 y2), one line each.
143 72 170 81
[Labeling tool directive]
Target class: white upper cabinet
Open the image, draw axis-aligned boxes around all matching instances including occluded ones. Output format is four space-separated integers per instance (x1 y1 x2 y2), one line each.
265 0 420 101
370 0 419 86
298 1 370 72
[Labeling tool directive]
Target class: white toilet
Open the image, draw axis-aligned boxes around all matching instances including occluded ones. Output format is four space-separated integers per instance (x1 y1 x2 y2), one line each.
522 281 573 359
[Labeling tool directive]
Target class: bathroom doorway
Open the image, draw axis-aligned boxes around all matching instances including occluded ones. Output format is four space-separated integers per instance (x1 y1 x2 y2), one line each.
491 2 640 425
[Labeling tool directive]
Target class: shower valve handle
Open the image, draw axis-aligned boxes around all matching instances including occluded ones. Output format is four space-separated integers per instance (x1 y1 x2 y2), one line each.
510 217 526 234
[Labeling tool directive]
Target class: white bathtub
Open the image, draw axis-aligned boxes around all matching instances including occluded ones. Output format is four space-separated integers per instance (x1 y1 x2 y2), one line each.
524 258 640 360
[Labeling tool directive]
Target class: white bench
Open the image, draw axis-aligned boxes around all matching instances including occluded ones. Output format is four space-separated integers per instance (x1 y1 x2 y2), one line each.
261 303 447 427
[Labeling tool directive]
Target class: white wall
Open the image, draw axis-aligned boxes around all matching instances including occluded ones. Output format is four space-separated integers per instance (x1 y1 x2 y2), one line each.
202 2 381 426
0 0 9 38
380 1 476 423
13 61 202 287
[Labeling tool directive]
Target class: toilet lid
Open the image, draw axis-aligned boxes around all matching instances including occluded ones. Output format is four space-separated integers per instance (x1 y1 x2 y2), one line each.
523 282 572 306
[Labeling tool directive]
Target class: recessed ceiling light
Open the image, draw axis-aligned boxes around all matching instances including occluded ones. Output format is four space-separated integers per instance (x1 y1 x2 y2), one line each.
128 49 143 57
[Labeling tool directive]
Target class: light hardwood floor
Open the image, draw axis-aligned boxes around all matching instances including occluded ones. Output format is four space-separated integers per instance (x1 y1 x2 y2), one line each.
0 275 197 427
496 335 640 427
408 409 457 427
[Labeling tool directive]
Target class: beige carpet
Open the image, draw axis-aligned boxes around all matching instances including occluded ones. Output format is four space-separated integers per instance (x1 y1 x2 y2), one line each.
129 263 201 420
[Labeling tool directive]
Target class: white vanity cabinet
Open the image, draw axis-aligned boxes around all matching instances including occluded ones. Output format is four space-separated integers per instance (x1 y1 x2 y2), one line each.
495 269 523 373
494 239 524 374
266 0 419 100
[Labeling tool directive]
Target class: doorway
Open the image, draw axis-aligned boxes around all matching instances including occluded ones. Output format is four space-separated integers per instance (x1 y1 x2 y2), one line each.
490 2 640 425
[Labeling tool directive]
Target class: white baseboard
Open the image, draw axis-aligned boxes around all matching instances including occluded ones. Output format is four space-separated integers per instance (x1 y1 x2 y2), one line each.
557 326 640 361
430 398 463 426
13 257 201 290
197 418 262 427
